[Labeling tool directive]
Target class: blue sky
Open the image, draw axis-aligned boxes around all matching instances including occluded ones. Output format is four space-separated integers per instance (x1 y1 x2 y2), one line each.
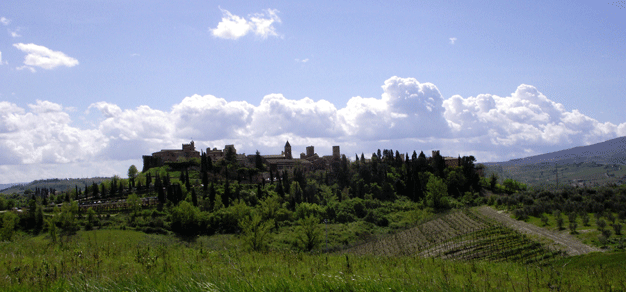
0 1 625 183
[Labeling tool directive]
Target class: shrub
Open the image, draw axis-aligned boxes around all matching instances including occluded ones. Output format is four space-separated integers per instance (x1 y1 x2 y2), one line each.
605 212 616 224
554 211 564 230
296 215 321 252
569 222 578 234
597 219 607 231
601 231 613 246
612 223 622 235
513 209 528 220
540 214 549 226
598 234 608 247
568 212 577 223
581 213 590 226
0 211 19 241
169 201 204 236
239 213 274 251
294 202 324 220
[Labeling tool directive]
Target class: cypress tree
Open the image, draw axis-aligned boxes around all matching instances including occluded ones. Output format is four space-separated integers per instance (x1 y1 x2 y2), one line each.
191 188 198 207
223 179 231 207
209 183 216 210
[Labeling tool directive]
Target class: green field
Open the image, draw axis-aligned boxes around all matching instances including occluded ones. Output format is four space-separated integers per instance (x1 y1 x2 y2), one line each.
2 228 625 291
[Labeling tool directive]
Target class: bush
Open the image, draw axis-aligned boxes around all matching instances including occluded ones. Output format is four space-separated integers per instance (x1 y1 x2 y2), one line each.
569 222 578 234
597 219 607 231
364 210 389 227
612 223 622 235
581 213 590 226
1 211 19 241
540 214 549 226
169 201 204 236
294 202 324 220
513 209 528 220
239 213 274 251
602 228 612 239
296 215 321 252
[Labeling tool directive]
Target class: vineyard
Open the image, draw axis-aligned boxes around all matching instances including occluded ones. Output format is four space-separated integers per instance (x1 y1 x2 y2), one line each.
342 209 563 264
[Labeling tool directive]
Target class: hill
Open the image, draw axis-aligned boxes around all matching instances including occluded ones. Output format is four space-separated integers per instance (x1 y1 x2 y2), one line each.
482 136 626 187
0 177 111 195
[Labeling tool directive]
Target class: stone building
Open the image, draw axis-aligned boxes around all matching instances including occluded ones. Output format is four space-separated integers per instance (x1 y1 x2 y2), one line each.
262 141 340 173
142 141 200 171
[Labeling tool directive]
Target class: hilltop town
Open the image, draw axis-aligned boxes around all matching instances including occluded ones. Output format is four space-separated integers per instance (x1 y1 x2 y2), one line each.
141 140 466 176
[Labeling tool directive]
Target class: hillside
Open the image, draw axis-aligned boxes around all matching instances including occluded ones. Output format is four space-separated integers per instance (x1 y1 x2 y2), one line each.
0 177 111 195
485 136 626 166
482 136 626 187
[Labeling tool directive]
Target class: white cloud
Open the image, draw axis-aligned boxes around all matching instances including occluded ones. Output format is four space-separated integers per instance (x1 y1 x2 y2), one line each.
171 94 255 140
210 8 281 40
0 100 106 165
252 94 342 138
9 28 21 37
449 37 457 44
249 9 281 39
16 65 36 72
442 84 626 159
2 77 626 183
339 76 450 140
0 17 9 26
13 43 79 70
295 58 309 63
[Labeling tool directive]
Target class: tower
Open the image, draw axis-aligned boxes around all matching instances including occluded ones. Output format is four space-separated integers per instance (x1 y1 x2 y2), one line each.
306 146 314 157
284 141 292 159
333 146 340 159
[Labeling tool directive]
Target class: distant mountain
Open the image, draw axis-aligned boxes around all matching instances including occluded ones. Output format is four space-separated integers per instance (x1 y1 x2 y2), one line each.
481 136 626 187
483 136 626 166
0 177 111 195
0 183 27 192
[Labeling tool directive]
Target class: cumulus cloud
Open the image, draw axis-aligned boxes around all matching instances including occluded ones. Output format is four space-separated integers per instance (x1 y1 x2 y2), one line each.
252 94 341 138
0 17 9 25
210 8 281 40
340 76 450 140
172 94 254 140
13 43 79 70
0 100 105 165
2 77 626 183
443 84 626 159
449 37 457 44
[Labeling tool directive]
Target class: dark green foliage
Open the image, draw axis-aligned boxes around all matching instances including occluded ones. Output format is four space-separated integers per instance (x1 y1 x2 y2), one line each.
613 223 622 235
296 215 321 251
191 188 198 207
169 201 204 236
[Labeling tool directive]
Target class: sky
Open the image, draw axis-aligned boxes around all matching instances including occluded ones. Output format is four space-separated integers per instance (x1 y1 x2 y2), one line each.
1 0 625 183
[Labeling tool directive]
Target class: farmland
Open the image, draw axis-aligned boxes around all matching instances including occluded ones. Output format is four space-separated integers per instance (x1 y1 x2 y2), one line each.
342 209 564 265
1 228 624 291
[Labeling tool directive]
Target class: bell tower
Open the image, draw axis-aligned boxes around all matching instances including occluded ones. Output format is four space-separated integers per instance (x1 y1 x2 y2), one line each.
284 141 292 159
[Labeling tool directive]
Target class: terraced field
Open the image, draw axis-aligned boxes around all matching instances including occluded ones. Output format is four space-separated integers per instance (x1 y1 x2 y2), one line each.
342 209 563 264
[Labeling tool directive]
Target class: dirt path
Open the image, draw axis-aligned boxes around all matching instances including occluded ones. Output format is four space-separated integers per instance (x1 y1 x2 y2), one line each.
476 206 602 256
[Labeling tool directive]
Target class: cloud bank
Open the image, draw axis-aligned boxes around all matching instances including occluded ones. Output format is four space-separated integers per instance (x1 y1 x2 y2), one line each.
210 8 281 40
1 77 625 183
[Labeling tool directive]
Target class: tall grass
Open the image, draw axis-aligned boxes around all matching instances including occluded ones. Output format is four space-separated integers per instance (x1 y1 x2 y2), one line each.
1 229 624 291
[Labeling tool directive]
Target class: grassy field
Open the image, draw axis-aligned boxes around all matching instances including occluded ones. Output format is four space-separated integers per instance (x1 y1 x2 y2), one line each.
2 223 625 291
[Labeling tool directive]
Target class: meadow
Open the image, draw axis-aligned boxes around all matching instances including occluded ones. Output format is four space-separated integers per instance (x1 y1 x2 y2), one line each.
1 229 625 291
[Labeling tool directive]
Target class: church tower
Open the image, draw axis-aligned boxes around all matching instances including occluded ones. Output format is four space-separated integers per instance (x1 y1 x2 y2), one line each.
284 141 292 159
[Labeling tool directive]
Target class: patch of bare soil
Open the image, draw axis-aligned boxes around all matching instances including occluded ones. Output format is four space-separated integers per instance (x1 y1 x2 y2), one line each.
476 206 602 256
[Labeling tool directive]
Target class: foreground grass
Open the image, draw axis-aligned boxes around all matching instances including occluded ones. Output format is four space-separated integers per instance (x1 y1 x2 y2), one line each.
1 229 625 291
